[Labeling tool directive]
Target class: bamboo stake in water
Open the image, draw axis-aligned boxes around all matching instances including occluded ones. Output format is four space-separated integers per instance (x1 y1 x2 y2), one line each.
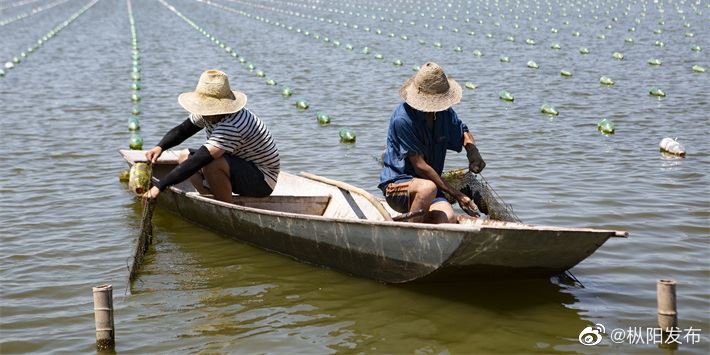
92 284 115 351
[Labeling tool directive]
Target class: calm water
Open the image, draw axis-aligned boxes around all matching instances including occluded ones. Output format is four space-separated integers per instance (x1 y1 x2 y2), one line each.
1 0 709 353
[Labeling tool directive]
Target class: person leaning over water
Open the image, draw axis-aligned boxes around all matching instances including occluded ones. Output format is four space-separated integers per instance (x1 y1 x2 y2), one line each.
379 62 485 224
141 69 280 203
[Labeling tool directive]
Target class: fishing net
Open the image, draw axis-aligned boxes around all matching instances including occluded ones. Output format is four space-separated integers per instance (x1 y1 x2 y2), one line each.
442 168 521 223
128 196 156 283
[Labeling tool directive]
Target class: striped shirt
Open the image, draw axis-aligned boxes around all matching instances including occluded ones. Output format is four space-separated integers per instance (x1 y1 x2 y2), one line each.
190 108 280 189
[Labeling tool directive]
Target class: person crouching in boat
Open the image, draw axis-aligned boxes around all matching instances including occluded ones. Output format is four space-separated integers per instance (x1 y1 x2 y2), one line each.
141 69 279 203
379 62 485 223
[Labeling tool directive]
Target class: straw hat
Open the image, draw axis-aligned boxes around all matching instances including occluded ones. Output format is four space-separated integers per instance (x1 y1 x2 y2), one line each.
399 62 462 112
178 70 247 115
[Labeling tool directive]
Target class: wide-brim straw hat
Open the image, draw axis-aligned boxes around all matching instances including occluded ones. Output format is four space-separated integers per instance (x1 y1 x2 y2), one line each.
399 62 462 112
178 69 247 116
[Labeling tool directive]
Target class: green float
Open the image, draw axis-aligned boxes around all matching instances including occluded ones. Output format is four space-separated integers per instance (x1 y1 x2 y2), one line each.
551 43 561 50
464 82 477 90
597 119 615 134
433 42 443 48
12 57 21 64
339 128 356 143
128 162 151 194
361 47 370 54
412 65 420 71
691 45 702 52
655 41 665 47
560 70 572 77
648 59 662 66
612 52 624 60
600 76 615 86
498 90 514 102
649 88 666 97
540 104 559 116
472 50 482 57
316 112 331 125
281 87 292 97
128 116 140 131
129 134 144 150
525 39 536 45
295 99 309 110
374 54 384 60
453 46 463 52
247 63 255 71
131 93 141 102
393 59 403 66
625 37 634 43
131 72 140 81
131 82 141 90
579 47 589 54
0 69 4 77
499 56 509 62
266 79 276 86
527 61 538 69
692 65 705 73
255 70 265 77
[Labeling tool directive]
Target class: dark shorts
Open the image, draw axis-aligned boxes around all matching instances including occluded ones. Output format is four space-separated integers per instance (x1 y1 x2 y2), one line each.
381 177 447 213
189 148 273 197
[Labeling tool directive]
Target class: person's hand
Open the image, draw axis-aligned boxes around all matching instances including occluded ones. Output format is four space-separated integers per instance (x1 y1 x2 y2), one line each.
455 192 480 217
142 186 160 200
145 146 163 164
465 144 486 173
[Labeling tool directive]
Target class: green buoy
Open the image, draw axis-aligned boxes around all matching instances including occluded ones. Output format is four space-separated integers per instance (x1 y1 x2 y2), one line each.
12 57 21 64
472 50 482 57
540 104 559 116
625 37 634 43
579 47 589 54
374 53 384 59
525 38 536 45
655 41 665 47
691 45 702 52
506 36 515 42
412 65 420 71
527 60 539 69
560 69 572 77
0 69 4 77
131 93 141 102
500 55 509 62
361 47 370 54
266 79 276 86
649 88 666 97
393 59 403 66
131 72 140 81
345 44 353 50
453 46 463 52
464 82 477 90
499 90 514 102
648 58 662 66
128 116 140 131
316 112 331 125
281 87 292 97
247 63 255 71
129 134 144 150
131 82 141 90
255 70 265 77
612 52 624 60
434 41 443 48
339 128 356 143
597 119 615 134
600 76 615 86
551 43 561 50
295 99 309 110
692 65 706 73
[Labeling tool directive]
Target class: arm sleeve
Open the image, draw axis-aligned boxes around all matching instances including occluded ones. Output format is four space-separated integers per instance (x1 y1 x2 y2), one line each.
154 145 214 191
392 117 424 157
157 118 202 150
447 109 469 152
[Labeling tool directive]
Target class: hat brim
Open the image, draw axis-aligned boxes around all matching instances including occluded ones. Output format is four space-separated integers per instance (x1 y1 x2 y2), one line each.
178 90 247 116
399 76 462 112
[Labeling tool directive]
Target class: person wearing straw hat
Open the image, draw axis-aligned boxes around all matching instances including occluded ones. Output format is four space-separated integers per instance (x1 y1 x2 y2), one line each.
142 70 279 203
379 62 485 223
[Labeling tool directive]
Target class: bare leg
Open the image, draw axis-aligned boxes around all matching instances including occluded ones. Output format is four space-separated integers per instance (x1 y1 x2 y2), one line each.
177 149 211 195
202 157 233 203
407 178 437 223
428 200 456 224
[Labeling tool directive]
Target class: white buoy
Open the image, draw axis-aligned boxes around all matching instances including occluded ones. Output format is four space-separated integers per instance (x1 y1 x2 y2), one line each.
659 138 686 157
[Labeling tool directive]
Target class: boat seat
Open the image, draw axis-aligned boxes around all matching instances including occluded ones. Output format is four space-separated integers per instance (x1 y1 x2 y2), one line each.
231 195 331 216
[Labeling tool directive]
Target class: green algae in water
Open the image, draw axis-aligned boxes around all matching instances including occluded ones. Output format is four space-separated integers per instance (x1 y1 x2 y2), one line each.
339 128 356 143
499 90 514 102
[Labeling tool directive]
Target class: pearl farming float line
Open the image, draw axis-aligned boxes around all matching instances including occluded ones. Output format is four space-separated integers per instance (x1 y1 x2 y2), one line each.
126 0 143 150
0 0 45 12
0 0 98 78
0 0 74 27
160 0 356 143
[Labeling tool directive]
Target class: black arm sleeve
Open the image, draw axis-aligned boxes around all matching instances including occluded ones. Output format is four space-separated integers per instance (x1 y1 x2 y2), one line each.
154 145 214 191
157 118 202 150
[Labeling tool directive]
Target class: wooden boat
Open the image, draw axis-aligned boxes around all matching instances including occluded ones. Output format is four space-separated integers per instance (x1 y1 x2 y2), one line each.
120 150 627 283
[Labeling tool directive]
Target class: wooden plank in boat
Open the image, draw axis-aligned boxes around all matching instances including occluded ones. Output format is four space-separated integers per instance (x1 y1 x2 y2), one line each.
231 195 331 216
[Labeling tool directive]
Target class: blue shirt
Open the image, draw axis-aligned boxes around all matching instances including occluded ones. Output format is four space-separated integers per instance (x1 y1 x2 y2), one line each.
378 102 469 190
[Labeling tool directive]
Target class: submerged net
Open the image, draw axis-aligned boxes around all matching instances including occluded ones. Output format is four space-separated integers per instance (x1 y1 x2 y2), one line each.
442 169 522 223
128 197 156 283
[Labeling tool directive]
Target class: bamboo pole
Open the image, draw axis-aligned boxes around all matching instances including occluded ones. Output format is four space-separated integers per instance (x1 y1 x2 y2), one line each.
657 279 678 331
92 284 115 351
